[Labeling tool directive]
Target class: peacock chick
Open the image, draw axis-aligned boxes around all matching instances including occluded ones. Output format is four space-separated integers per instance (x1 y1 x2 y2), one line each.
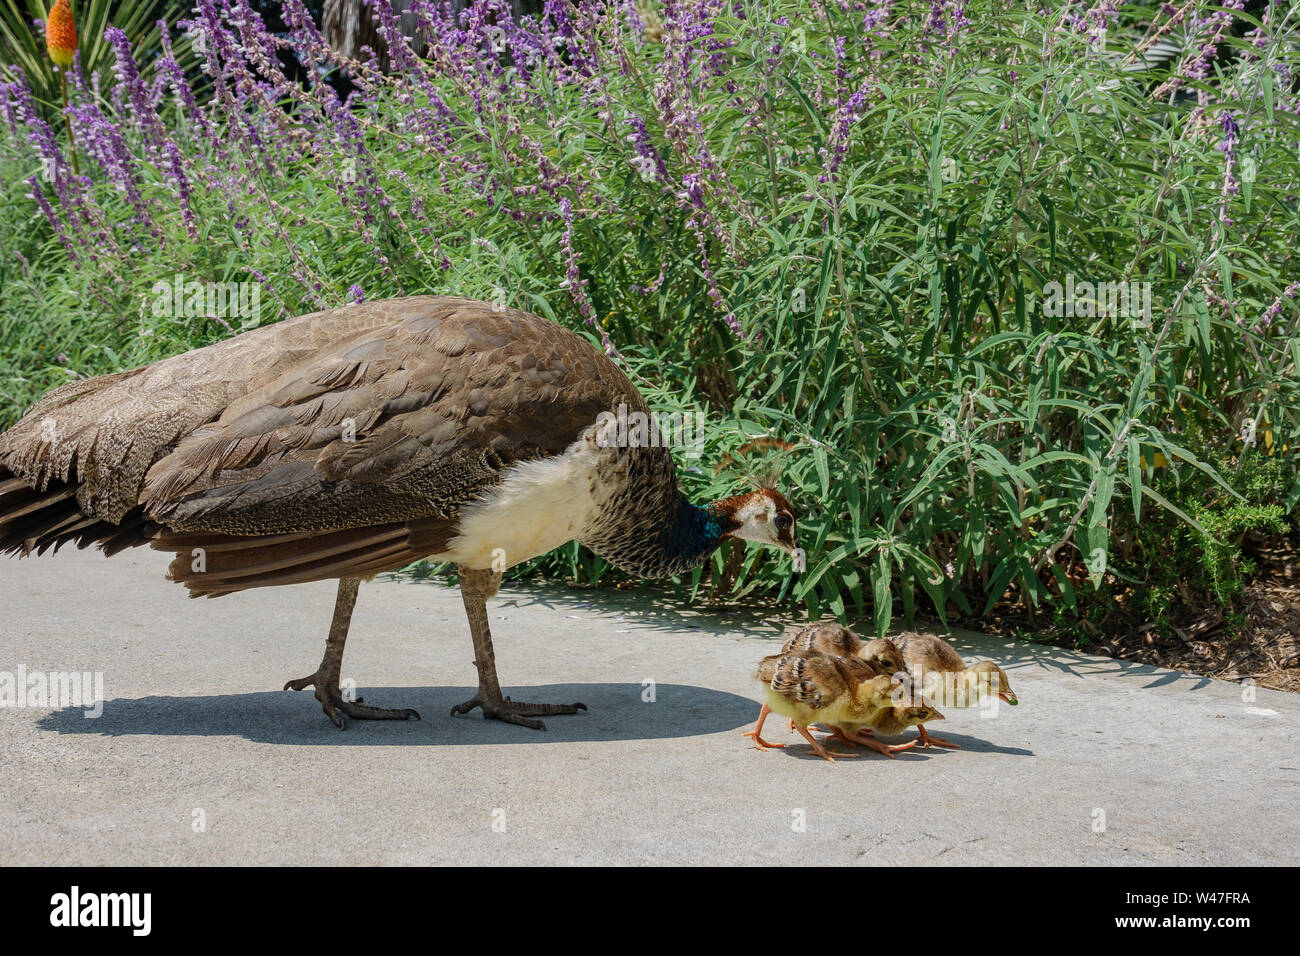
777 622 903 729
781 621 904 674
745 651 916 762
826 700 945 751
896 631 1018 748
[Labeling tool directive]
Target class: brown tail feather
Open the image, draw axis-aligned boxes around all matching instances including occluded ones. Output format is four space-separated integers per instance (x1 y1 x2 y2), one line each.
0 485 76 522
26 512 94 553
0 470 157 557
0 476 39 503
155 521 451 597
2 468 453 594
0 474 89 555
167 526 407 583
97 510 160 556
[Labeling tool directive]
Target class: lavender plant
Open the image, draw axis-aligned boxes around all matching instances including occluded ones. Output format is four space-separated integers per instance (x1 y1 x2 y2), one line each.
1 0 1297 638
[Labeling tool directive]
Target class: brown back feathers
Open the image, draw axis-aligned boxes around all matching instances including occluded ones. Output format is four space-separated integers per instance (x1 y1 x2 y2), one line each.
0 297 645 594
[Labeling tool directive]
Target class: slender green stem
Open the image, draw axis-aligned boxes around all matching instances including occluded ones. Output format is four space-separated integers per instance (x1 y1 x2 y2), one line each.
60 68 79 177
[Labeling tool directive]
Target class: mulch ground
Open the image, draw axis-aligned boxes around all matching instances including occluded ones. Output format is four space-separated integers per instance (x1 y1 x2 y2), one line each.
974 530 1300 692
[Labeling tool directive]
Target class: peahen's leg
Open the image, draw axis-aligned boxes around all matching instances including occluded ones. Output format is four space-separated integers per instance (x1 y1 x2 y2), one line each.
449 566 586 730
284 576 421 728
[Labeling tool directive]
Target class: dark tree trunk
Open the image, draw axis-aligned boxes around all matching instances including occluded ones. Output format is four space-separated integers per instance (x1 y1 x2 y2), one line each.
321 1 542 66
322 0 399 64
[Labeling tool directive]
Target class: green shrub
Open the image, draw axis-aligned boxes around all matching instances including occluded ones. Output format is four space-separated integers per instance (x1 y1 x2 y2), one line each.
1 0 1297 637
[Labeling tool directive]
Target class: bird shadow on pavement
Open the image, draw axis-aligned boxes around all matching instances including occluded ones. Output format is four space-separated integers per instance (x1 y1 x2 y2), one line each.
912 734 1033 756
35 681 759 745
466 580 1214 692
932 627 1218 691
387 573 795 639
1001 646 1214 691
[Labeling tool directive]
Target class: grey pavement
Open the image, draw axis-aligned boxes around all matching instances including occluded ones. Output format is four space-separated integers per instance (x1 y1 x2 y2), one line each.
1 546 1297 865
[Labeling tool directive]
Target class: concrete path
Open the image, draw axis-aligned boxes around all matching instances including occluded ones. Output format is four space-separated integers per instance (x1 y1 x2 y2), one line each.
1 546 1296 865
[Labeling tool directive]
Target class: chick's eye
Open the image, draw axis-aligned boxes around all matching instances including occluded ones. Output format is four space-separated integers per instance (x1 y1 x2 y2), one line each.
775 514 792 531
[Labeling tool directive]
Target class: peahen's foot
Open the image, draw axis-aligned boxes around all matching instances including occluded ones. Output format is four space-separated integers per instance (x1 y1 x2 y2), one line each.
449 693 587 730
284 671 420 729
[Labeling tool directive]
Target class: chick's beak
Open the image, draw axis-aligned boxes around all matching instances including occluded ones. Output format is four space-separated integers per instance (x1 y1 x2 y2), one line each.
999 691 1018 705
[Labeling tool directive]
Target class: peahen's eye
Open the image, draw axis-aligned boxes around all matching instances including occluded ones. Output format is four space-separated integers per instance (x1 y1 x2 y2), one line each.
775 514 792 532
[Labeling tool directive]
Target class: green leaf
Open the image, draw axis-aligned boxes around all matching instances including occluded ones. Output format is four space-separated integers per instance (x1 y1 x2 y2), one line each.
813 446 830 497
1126 435 1142 522
1140 486 1211 537
871 550 892 639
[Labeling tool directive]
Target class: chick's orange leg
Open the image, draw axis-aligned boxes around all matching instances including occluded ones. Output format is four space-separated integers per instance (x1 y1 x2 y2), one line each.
794 723 858 763
916 726 960 749
828 726 866 747
743 703 785 750
848 734 917 757
790 719 827 734
825 726 909 757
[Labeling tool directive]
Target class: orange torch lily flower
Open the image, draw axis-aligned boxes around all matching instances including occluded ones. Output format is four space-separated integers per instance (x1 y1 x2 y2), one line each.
46 0 77 69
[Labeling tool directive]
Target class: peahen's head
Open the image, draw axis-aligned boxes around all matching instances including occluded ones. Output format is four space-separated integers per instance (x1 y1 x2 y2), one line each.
713 487 804 571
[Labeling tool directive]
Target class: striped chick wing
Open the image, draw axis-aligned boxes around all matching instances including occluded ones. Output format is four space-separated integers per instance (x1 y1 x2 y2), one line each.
764 652 851 723
780 621 865 657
